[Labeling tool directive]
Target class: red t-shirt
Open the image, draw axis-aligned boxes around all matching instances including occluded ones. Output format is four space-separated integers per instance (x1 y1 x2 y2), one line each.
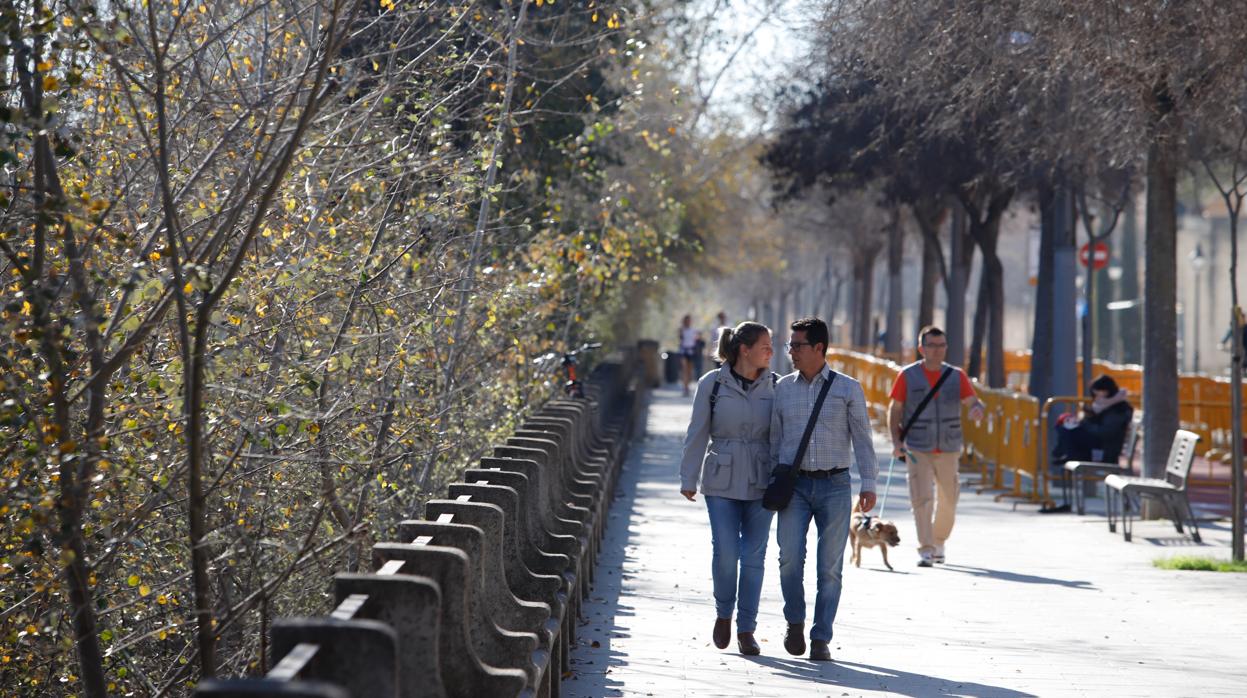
889 366 976 403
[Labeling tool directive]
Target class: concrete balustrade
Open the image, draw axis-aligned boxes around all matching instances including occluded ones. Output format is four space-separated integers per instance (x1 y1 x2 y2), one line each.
193 357 641 698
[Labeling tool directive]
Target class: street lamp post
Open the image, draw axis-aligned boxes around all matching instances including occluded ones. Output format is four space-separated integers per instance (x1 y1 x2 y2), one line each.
1188 244 1209 373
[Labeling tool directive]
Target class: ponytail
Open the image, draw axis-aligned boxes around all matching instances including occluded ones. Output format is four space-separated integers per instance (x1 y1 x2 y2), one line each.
716 327 736 364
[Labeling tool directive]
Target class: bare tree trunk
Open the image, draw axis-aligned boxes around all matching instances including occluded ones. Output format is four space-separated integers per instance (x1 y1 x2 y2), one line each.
1052 185 1080 421
912 196 948 343
778 285 791 355
1030 186 1056 402
1205 155 1244 560
1232 304 1244 561
821 254 834 323
919 227 941 335
986 252 1006 388
962 187 1013 386
1142 103 1182 489
828 275 845 344
1120 198 1143 364
946 205 969 367
968 269 989 380
22 44 108 694
853 246 880 347
886 207 904 355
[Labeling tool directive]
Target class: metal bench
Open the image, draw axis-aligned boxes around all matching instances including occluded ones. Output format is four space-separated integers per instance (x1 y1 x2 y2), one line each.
1061 414 1142 514
1105 430 1201 543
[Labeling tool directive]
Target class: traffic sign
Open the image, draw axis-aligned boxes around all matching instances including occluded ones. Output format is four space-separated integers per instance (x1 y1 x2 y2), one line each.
1079 241 1109 270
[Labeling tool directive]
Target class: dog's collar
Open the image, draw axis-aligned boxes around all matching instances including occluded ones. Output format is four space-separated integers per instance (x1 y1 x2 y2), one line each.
856 515 873 531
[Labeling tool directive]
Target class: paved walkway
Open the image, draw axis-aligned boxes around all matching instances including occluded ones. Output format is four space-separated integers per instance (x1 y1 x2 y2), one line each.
564 387 1247 697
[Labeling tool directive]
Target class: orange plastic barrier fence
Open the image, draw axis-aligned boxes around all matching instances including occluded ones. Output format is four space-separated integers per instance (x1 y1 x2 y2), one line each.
972 351 1244 460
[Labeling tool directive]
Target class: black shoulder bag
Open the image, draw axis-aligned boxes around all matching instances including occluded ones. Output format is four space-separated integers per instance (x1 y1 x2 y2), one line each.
897 367 954 462
762 371 836 512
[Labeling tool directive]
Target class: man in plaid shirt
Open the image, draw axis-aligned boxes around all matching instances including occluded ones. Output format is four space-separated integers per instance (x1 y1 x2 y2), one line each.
770 317 878 661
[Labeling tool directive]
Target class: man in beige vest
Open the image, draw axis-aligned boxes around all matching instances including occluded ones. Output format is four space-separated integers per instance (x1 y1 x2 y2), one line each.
887 326 984 567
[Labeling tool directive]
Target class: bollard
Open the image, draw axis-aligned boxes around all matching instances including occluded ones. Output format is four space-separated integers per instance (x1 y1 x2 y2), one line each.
331 573 446 698
372 542 530 698
422 501 565 613
397 519 558 697
270 617 400 698
463 468 585 595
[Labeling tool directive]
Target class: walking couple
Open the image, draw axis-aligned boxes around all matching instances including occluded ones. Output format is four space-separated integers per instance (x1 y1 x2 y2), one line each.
679 317 877 661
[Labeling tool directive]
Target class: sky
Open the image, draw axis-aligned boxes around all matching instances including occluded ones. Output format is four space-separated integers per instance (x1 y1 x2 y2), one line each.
682 0 817 133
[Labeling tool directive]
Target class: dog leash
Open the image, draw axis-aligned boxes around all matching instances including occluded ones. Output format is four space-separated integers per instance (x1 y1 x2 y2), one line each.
876 452 902 520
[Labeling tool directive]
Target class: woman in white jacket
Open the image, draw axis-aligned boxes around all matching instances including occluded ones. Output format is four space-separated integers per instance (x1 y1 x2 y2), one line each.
679 321 776 656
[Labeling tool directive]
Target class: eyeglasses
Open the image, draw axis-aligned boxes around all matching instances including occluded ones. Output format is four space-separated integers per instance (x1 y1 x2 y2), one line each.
923 342 948 349
785 341 814 350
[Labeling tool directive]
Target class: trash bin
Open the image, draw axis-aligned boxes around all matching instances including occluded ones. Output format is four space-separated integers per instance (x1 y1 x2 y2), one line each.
636 339 661 388
663 350 681 384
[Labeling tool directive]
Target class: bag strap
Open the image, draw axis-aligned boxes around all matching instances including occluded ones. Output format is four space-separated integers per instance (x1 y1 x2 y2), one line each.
709 371 781 424
899 366 955 442
792 370 837 470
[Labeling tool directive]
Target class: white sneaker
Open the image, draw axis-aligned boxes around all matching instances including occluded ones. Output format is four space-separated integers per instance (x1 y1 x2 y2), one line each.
917 551 934 568
933 547 945 564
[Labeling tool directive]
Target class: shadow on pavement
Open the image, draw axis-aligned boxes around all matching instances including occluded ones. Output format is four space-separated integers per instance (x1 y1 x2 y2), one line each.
939 564 1095 590
564 408 677 697
1138 535 1209 547
743 655 1038 697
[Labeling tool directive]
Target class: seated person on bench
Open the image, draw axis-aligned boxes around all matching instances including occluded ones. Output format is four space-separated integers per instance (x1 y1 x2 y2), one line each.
1053 375 1134 467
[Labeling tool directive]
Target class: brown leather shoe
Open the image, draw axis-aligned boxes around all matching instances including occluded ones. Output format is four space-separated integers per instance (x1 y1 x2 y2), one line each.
737 632 760 656
810 639 831 661
713 617 731 649
783 623 805 656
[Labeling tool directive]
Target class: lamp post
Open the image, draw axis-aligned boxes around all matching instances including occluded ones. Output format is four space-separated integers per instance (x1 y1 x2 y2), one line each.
1188 244 1209 373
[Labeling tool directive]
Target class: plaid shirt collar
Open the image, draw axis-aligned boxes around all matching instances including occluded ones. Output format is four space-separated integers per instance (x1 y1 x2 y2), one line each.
795 364 833 386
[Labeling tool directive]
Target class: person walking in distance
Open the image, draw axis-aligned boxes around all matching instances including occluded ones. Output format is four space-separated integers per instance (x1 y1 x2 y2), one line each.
680 322 777 656
887 326 984 568
679 314 698 396
770 317 878 662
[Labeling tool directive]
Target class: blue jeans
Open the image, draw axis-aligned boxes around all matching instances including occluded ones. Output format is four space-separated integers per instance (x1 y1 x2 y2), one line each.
705 496 774 633
776 469 852 642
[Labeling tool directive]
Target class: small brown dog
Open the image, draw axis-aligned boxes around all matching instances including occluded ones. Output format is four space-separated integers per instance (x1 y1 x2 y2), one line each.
848 496 902 571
